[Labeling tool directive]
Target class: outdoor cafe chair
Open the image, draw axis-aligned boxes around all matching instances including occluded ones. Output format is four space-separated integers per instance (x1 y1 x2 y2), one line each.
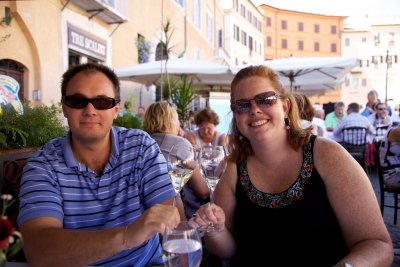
341 126 368 171
375 125 389 138
375 140 400 225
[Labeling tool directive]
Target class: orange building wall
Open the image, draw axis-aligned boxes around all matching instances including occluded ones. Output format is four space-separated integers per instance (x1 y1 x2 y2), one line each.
259 5 347 104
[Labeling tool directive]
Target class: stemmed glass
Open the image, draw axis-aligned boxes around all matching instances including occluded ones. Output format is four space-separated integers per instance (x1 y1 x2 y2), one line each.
198 145 227 231
162 221 203 267
168 144 196 204
200 145 227 203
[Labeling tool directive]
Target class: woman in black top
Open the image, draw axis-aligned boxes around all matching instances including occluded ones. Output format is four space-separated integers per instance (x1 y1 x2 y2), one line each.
189 65 393 267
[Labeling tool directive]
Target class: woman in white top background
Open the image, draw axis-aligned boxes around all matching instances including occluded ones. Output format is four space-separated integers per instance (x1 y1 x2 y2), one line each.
186 108 229 149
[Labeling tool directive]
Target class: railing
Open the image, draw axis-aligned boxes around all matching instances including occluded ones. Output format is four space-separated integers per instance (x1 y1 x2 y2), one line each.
1 148 36 222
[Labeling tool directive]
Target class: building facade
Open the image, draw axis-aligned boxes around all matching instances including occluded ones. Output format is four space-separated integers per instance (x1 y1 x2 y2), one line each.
0 0 228 111
341 20 400 107
223 0 265 66
256 4 347 105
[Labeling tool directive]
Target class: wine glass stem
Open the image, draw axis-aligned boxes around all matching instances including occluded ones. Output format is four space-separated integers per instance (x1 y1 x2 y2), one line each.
210 188 215 203
172 192 180 207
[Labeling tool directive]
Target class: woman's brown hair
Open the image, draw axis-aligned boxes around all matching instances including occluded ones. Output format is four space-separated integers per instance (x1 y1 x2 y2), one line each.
229 65 312 162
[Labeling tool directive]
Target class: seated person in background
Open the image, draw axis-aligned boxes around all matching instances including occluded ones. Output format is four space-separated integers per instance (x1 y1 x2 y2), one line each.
189 65 393 266
391 104 400 125
143 101 209 219
18 63 180 267
325 101 346 132
380 126 400 189
313 107 327 137
368 102 392 128
186 108 229 149
293 93 319 136
333 102 375 143
361 89 379 117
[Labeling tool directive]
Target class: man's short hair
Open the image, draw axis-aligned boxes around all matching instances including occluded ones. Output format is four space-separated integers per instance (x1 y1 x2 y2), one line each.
368 90 378 97
334 101 345 108
348 102 360 113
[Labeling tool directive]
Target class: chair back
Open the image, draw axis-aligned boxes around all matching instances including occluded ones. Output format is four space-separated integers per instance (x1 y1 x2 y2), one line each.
375 125 389 138
375 139 400 224
342 126 368 145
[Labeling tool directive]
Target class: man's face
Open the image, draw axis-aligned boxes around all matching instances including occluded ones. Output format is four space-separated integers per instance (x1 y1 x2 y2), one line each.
62 71 120 144
368 93 377 104
376 104 388 118
335 106 345 118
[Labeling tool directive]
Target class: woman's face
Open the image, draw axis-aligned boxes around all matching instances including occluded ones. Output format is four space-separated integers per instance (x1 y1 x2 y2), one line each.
198 122 216 143
232 76 288 142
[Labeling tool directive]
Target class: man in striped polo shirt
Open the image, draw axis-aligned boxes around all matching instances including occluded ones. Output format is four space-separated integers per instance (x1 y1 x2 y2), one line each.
17 63 180 266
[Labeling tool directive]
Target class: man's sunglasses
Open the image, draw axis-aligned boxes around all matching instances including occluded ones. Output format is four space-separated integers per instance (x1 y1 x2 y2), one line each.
62 95 120 110
231 91 280 114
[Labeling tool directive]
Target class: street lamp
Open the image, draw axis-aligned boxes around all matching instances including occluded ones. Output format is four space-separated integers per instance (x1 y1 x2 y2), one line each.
385 49 389 104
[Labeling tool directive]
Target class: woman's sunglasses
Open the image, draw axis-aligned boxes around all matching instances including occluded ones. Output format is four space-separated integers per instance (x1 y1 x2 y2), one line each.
62 95 120 110
230 91 280 114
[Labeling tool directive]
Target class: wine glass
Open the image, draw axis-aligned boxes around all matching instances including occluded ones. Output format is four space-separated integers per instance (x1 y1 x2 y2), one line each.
198 145 227 231
200 145 227 203
168 144 196 204
162 221 203 267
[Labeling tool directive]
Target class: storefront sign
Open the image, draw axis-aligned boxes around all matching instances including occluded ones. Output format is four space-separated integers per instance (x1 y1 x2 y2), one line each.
68 24 107 60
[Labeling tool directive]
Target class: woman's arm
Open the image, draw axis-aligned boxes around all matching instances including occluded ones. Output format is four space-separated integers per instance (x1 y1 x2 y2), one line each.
185 131 196 146
188 167 210 199
314 137 393 267
217 133 229 149
199 161 238 260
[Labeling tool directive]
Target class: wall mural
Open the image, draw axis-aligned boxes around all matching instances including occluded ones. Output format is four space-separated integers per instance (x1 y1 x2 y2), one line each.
0 74 23 114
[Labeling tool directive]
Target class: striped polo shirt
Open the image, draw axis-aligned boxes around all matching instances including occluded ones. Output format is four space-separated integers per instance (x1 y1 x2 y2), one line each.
18 126 175 266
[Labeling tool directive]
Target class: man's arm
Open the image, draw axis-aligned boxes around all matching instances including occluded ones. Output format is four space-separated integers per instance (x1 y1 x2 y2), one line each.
20 200 179 267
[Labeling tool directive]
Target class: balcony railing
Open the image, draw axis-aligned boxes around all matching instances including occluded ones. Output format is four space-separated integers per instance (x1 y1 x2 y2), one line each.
66 0 128 24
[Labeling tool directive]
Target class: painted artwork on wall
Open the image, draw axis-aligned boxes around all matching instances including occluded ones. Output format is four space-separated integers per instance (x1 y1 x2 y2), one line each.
0 74 23 114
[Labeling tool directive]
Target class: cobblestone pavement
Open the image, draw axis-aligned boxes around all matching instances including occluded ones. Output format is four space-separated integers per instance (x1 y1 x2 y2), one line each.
369 170 400 267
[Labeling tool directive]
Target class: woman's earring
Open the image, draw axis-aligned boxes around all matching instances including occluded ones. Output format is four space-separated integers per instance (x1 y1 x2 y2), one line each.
284 118 290 130
235 125 243 140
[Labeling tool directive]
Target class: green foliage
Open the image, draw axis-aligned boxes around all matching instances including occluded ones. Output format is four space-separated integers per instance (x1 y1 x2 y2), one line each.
156 77 179 101
0 125 27 149
0 102 67 149
160 19 175 61
113 113 143 130
171 75 197 122
158 18 177 100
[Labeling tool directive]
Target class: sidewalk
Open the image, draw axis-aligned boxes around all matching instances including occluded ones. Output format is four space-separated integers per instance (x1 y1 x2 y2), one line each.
369 171 400 267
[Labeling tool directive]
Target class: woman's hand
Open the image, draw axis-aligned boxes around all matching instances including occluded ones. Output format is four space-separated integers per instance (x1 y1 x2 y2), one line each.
189 202 225 232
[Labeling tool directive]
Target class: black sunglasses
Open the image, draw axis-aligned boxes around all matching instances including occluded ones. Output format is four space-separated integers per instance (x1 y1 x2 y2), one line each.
231 91 280 114
62 95 120 110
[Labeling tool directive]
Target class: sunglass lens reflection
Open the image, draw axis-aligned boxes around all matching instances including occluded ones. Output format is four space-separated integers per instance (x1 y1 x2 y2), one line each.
64 96 118 110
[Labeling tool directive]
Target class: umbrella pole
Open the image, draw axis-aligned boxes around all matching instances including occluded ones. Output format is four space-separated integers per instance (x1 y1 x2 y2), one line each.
289 74 295 91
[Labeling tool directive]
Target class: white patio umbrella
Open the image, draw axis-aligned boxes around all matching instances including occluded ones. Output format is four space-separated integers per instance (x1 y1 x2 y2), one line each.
231 56 357 93
115 58 233 88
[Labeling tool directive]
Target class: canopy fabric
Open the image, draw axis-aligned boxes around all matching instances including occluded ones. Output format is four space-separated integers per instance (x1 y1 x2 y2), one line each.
115 56 357 94
231 56 357 92
115 58 232 87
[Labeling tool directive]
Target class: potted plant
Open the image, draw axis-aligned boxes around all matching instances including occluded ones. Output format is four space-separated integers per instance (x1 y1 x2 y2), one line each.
171 75 197 129
0 102 67 263
0 102 67 152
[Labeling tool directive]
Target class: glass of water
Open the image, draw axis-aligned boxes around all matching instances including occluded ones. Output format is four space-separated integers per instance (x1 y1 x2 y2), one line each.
162 221 202 267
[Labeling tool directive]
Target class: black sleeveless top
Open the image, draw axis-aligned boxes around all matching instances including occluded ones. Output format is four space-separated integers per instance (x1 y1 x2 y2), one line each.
232 136 348 267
